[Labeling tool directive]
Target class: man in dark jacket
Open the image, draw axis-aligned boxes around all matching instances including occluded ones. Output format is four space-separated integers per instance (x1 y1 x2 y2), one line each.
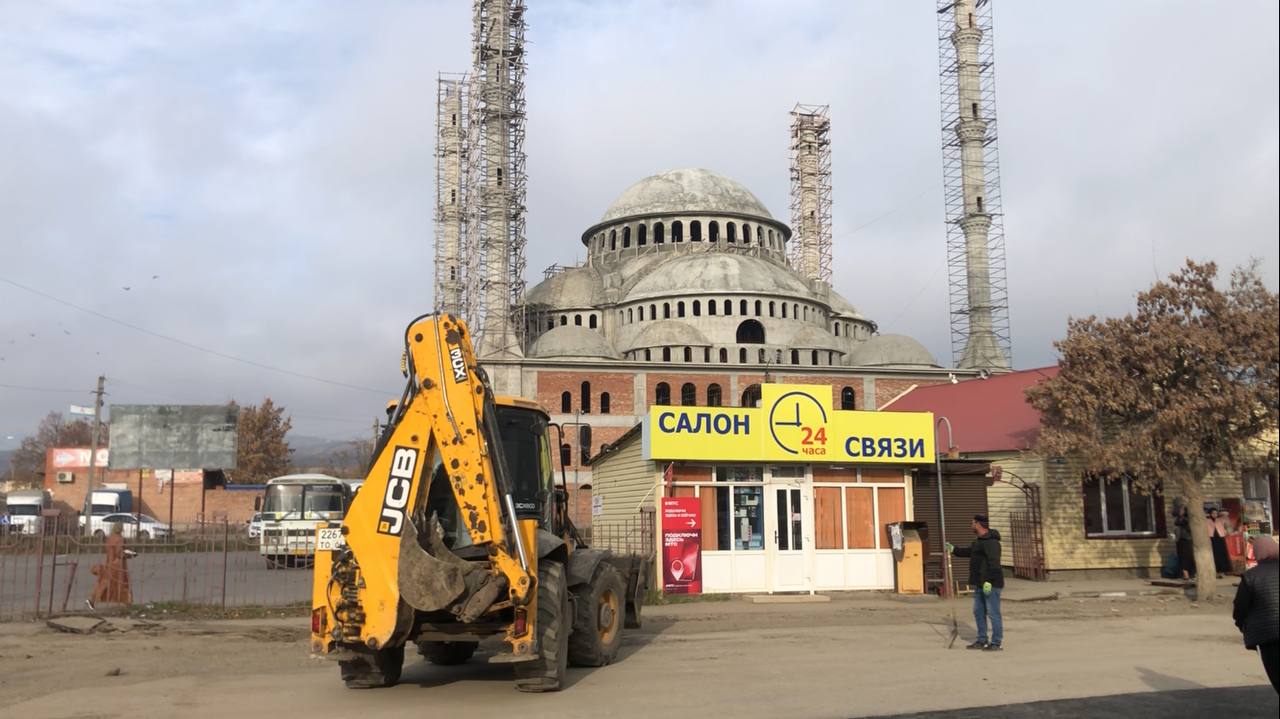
1233 535 1279 692
947 514 1005 651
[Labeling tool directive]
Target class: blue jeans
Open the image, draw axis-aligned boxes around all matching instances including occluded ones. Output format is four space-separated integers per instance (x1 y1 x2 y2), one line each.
973 586 1003 646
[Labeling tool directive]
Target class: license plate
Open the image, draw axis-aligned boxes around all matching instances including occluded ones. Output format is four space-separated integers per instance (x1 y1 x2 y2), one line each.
316 528 345 551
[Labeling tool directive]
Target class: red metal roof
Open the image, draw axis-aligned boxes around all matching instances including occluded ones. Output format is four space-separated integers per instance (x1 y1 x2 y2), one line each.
884 366 1060 454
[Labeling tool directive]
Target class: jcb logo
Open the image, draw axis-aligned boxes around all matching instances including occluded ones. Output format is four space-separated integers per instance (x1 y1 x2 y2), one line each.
377 447 418 536
448 345 467 383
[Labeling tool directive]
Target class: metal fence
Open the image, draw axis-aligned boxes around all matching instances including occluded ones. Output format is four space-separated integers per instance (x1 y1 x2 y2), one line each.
0 517 312 622
582 511 656 558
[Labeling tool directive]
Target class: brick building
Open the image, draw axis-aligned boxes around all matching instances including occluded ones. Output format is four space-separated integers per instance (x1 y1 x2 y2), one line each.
479 169 971 496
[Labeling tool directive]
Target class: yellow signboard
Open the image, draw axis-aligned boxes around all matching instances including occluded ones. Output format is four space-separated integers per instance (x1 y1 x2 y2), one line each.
642 384 934 464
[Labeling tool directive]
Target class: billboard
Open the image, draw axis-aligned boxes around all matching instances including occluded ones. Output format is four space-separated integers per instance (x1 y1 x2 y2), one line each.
643 384 934 464
108 405 238 470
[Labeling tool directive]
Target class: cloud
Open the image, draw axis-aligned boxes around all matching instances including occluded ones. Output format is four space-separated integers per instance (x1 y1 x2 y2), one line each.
1 0 1276 445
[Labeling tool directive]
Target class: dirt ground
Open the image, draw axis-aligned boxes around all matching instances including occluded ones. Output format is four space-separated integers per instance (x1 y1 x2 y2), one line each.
1 593 1275 719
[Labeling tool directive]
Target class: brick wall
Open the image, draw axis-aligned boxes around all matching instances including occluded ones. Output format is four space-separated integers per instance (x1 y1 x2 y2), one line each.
535 370 636 415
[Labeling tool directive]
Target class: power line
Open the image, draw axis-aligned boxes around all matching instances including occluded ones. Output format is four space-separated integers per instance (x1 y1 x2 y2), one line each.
0 275 394 395
0 382 93 394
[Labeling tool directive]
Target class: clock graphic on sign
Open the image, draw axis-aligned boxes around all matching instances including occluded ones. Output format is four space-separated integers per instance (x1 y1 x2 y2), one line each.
767 391 829 455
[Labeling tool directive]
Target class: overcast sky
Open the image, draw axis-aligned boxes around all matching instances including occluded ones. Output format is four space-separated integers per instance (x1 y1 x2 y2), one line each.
1 0 1277 446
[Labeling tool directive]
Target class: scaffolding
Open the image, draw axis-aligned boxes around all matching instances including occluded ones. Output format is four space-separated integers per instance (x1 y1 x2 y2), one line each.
434 73 473 322
789 104 832 285
937 0 1012 370
469 0 528 359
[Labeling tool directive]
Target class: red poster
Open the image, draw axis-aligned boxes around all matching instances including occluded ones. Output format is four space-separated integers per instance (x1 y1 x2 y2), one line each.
662 497 702 595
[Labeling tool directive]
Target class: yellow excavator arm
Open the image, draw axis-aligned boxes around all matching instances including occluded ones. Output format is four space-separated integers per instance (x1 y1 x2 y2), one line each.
321 314 536 656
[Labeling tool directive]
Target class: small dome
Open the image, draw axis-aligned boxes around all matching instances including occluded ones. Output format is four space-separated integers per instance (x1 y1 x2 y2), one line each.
627 253 811 301
622 320 711 351
601 168 774 222
786 325 843 351
849 334 938 368
529 326 619 360
526 266 602 308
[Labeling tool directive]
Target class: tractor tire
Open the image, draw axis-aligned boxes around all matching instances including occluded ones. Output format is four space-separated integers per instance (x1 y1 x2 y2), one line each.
339 645 404 689
417 641 478 666
513 560 569 693
568 563 626 667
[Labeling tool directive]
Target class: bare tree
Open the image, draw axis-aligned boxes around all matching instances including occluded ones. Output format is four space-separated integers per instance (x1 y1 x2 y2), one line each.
1027 260 1279 600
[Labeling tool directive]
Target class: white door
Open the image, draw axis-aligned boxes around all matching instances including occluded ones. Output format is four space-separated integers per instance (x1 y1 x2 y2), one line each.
766 482 812 592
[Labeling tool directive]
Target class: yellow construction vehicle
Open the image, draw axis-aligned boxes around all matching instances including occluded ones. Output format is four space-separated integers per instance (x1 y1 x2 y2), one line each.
310 314 647 691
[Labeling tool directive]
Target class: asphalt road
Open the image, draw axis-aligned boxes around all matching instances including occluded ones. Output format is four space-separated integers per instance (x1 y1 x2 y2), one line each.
0 548 310 618
2 597 1274 719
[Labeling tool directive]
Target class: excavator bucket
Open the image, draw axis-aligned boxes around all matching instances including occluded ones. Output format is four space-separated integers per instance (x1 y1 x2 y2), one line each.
396 515 469 612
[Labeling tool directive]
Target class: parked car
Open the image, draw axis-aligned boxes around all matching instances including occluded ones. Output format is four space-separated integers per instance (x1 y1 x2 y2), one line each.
96 513 172 540
247 512 263 540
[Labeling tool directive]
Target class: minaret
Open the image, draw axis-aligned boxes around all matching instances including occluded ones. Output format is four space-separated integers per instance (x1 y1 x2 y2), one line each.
434 75 467 318
939 0 1011 371
472 0 527 360
789 104 832 285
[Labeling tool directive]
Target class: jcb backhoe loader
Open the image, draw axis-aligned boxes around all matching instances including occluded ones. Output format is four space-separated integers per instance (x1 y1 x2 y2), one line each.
310 314 647 691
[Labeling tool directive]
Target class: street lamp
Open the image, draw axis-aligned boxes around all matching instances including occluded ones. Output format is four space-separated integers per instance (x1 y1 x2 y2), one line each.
935 416 956 598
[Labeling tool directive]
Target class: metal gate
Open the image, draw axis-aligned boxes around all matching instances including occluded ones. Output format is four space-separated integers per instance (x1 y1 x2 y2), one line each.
1008 483 1046 581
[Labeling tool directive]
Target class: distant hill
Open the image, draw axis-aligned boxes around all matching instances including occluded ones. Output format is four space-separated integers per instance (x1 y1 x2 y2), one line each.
0 449 12 474
287 434 369 476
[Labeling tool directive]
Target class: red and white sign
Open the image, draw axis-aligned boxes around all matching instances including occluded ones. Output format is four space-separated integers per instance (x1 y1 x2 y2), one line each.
662 497 702 595
51 448 109 468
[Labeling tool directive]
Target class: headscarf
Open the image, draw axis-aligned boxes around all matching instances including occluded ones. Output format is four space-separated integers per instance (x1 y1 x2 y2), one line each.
1251 534 1279 562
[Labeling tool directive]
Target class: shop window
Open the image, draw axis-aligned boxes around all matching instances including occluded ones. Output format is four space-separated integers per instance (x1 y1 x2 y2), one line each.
581 381 592 413
708 467 764 552
845 487 875 548
655 382 670 406
736 319 765 344
841 386 856 410
579 425 592 465
741 384 762 408
600 392 611 414
680 382 696 406
707 383 722 407
814 487 844 549
560 391 571 413
1083 475 1160 537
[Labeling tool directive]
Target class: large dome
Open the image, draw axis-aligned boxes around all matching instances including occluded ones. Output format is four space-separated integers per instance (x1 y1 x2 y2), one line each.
626 253 812 301
601 168 774 223
849 334 939 369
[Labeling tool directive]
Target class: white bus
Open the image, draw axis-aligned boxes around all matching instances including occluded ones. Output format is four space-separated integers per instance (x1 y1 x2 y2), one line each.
256 474 351 567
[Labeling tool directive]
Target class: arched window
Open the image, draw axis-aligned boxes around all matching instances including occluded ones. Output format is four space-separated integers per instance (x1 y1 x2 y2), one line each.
707 383 722 407
759 348 767 363
662 347 671 362
741 384 762 408
683 347 692 362
742 223 751 243
609 229 616 250
739 348 747 363
622 226 631 248
754 300 762 316
692 300 701 316
680 382 697 406
581 381 592 413
579 425 593 465
708 300 716 316
776 349 783 364
727 222 736 243
719 348 728 363
638 224 647 246
663 303 671 319
672 220 683 242
600 392 611 414
768 302 775 317
834 323 840 337
768 229 774 246
575 314 583 326
560 443 571 467
677 301 686 318
841 387 856 410
708 221 719 242
724 299 732 315
560 315 568 326
736 319 766 344
637 306 644 321
627 308 633 323
655 382 671 405
781 304 787 319
757 226 764 245
739 299 747 316
703 347 710 362
650 304 657 319
547 318 554 330
644 349 652 361
654 222 665 244
691 221 702 241
561 391 571 413
811 350 819 365
790 349 799 364
589 315 598 329
828 351 835 365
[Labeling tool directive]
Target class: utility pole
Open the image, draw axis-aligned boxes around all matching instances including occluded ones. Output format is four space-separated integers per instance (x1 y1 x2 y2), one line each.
86 375 106 523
